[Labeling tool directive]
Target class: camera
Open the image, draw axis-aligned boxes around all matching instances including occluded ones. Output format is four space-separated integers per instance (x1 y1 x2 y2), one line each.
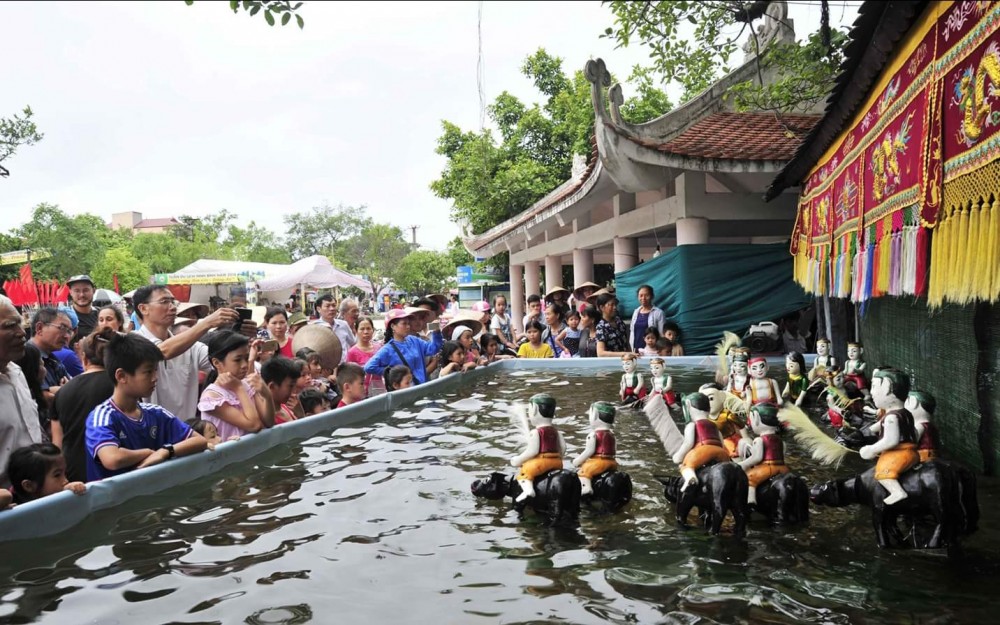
744 321 780 353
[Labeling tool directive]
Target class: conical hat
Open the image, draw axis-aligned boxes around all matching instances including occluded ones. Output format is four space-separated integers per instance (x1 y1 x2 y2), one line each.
443 312 484 340
291 324 343 371
587 287 615 303
545 286 570 300
572 281 600 299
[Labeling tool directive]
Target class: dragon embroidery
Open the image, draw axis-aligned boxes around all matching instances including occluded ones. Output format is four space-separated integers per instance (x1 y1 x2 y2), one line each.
952 41 1000 147
870 112 914 202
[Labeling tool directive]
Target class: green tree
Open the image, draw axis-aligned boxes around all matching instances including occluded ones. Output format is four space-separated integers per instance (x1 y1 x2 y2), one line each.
14 204 108 279
340 223 411 298
602 0 848 110
129 232 200 274
431 49 671 243
185 0 306 29
224 221 290 263
445 236 474 269
393 250 456 296
283 202 369 262
91 247 151 293
0 106 44 176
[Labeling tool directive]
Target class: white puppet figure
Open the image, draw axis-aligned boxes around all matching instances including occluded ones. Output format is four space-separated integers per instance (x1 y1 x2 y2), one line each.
859 368 919 506
619 353 647 405
745 356 782 406
572 401 619 495
809 338 837 381
699 382 751 458
906 390 940 463
843 341 870 400
738 403 790 505
648 357 678 406
726 349 750 399
509 393 567 502
672 392 732 491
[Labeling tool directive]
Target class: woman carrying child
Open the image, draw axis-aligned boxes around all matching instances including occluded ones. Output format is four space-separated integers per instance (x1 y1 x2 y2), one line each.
198 330 276 440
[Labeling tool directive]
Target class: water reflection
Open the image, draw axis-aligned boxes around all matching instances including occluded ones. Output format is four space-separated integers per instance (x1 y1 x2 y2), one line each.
0 368 998 624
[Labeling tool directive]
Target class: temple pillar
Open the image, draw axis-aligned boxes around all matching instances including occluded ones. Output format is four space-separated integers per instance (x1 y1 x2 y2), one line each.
677 217 709 245
524 260 541 302
572 249 594 287
544 255 563 290
509 263 524 333
614 237 639 273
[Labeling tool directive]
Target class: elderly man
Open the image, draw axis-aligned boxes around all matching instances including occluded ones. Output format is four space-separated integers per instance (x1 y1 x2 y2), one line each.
30 307 74 407
67 274 98 342
132 285 239 422
312 294 358 363
0 295 44 488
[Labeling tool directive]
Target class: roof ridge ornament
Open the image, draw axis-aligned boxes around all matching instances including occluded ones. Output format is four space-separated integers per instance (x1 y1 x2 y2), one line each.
585 58 614 127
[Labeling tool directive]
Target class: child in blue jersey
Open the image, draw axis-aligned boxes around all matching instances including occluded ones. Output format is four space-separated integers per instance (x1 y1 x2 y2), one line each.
364 309 443 385
84 332 207 482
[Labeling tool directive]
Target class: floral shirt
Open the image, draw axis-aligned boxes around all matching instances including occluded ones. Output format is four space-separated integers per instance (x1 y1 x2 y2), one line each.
595 317 630 353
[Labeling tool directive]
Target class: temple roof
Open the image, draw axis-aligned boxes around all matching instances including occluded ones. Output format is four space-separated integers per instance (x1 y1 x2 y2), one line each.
765 0 931 200
606 112 819 162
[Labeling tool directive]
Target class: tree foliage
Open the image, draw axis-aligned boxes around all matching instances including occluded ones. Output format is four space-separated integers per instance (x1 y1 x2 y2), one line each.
445 236 473 269
184 0 305 29
0 106 44 176
602 0 848 111
431 48 671 242
394 250 455 297
13 204 106 279
91 247 151 294
282 203 368 263
339 223 412 298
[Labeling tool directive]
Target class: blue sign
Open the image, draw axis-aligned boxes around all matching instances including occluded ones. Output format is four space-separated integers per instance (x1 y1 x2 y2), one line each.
456 265 473 284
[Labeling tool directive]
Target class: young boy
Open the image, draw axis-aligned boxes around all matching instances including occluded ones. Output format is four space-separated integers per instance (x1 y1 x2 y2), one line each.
336 363 366 408
85 333 207 482
298 388 330 416
520 295 542 339
261 356 302 425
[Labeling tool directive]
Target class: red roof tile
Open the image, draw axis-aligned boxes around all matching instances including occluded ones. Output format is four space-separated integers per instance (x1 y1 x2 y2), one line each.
613 112 821 161
134 217 181 229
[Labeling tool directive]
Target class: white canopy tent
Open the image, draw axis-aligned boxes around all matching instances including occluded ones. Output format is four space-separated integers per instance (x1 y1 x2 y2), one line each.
257 255 372 293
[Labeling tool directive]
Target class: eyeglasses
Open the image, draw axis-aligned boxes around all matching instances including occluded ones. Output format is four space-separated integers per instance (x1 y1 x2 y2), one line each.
46 323 74 335
152 298 179 307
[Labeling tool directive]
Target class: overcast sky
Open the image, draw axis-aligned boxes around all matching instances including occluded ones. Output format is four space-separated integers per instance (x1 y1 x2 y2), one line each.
1 1 860 252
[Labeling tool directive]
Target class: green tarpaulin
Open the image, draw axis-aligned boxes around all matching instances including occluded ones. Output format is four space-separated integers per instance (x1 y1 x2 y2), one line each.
615 243 811 355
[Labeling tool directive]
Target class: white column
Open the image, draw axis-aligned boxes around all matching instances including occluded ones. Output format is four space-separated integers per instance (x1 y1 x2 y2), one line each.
676 217 709 245
573 248 594 287
509 263 524 333
614 237 639 273
544 255 562 290
524 260 541 301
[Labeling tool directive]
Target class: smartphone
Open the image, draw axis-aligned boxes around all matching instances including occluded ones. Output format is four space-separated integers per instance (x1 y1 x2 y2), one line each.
259 339 280 352
234 307 252 331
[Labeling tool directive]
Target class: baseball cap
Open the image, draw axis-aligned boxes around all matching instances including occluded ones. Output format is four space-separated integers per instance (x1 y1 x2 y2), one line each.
66 274 95 288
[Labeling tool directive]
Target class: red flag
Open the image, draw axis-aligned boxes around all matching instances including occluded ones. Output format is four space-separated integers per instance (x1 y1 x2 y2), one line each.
56 284 69 304
20 263 38 305
113 274 120 294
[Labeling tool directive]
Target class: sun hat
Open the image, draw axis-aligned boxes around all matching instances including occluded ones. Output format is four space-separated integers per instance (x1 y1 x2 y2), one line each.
424 293 449 312
572 281 601 299
442 315 484 340
384 308 416 330
471 301 491 313
405 306 437 324
176 302 209 319
287 311 309 328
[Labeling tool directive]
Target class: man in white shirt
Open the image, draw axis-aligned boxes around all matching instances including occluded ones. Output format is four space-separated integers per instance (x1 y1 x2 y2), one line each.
131 285 239 422
0 295 44 488
311 294 357 363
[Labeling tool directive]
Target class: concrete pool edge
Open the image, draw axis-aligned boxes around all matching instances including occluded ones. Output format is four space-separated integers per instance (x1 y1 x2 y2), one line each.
0 355 794 542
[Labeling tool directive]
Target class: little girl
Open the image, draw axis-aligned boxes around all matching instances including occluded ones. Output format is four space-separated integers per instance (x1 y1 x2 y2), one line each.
190 419 229 450
7 443 86 504
451 325 486 367
489 295 518 355
346 317 383 395
556 310 582 357
198 330 276 440
383 365 414 391
439 341 475 376
479 333 513 363
517 321 554 358
640 327 662 357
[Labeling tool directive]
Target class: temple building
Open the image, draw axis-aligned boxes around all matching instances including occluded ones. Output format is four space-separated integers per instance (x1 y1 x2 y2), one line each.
463 1 821 351
768 0 1000 473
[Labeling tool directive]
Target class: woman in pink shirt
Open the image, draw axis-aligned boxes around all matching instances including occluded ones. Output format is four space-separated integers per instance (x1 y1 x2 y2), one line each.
346 317 382 394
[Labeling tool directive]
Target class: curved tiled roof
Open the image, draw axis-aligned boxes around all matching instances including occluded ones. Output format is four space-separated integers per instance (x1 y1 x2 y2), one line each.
609 112 820 161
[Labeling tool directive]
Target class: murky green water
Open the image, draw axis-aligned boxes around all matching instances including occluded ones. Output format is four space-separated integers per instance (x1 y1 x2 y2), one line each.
1 367 998 624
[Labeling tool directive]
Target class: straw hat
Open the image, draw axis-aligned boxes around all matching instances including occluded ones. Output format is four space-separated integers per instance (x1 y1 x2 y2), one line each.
405 306 438 324
587 287 615 303
383 308 416 330
291 324 343 371
443 311 484 340
424 293 449 313
572 281 600 300
544 286 570 301
177 302 209 319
